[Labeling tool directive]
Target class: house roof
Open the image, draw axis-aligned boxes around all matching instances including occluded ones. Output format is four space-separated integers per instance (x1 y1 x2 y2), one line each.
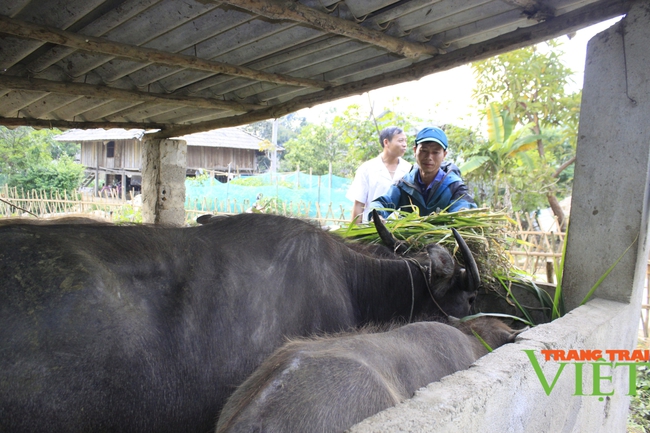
173 128 263 150
53 128 147 141
54 127 263 150
0 0 633 138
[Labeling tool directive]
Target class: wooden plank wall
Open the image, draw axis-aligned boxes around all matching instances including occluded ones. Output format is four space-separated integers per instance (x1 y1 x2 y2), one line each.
186 146 256 171
81 140 256 172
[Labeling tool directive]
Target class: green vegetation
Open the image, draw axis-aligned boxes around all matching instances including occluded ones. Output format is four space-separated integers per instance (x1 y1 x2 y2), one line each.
469 41 580 223
629 364 650 432
333 209 518 305
280 104 419 177
280 123 349 176
0 126 84 193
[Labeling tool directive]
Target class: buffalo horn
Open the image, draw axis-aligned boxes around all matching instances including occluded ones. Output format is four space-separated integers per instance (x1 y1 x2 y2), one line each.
371 210 409 255
451 228 480 292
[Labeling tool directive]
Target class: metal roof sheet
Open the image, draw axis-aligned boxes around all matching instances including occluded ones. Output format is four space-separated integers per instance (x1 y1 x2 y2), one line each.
0 0 632 138
172 128 263 150
53 128 147 141
54 127 263 150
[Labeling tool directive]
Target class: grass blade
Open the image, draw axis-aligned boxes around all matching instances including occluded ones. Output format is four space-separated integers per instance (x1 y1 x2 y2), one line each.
580 235 639 305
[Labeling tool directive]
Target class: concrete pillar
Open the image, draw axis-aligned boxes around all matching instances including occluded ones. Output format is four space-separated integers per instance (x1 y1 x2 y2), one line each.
563 2 650 323
141 137 187 226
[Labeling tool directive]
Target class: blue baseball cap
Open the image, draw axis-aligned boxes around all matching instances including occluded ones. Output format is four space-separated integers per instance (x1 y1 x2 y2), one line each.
415 127 448 150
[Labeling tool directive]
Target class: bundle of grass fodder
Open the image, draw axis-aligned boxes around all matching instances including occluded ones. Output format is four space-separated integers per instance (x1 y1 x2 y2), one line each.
333 208 514 285
332 209 556 326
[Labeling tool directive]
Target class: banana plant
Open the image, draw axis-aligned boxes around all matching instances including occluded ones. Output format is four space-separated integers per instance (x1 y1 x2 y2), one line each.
459 103 546 209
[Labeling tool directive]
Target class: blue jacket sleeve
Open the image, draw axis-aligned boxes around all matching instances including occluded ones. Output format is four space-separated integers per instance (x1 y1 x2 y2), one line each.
447 181 478 212
368 184 403 220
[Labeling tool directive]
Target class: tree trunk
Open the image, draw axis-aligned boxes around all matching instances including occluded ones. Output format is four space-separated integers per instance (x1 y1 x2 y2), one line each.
546 193 566 232
548 155 576 232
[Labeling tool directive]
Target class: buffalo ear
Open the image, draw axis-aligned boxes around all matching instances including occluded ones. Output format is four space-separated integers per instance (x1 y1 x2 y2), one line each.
196 214 227 225
426 244 456 297
197 214 215 224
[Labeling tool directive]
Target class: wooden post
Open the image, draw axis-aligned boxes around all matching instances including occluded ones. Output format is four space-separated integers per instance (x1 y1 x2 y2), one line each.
95 142 100 196
546 261 555 284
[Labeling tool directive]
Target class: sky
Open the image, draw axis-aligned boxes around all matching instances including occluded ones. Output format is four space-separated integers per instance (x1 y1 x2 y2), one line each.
296 17 623 131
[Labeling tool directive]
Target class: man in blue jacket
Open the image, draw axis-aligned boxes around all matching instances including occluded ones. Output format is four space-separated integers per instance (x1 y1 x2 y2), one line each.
369 126 476 220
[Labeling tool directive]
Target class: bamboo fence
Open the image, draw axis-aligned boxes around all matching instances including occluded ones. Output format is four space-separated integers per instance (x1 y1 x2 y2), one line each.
506 212 566 283
0 185 140 222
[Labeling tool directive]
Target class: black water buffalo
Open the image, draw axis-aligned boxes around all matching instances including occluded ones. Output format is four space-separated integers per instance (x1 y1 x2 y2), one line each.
216 317 521 433
0 212 478 432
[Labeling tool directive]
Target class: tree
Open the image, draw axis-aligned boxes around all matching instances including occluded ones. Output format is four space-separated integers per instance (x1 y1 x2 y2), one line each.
9 154 85 192
0 127 53 177
280 123 347 175
244 113 307 172
279 102 423 177
332 102 420 174
472 40 581 228
457 104 544 209
242 113 306 146
0 126 83 192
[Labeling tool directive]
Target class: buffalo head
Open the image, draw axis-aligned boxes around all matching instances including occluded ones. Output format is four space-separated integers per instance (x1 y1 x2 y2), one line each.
371 210 479 319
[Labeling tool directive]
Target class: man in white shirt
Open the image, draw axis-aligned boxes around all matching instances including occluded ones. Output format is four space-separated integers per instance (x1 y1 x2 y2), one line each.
346 126 412 223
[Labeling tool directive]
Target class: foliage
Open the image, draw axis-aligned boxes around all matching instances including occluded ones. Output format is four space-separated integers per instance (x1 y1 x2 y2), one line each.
229 175 294 189
470 40 581 215
458 103 546 210
243 114 308 172
332 102 421 172
186 173 213 186
242 113 306 145
333 208 514 281
0 126 84 192
628 364 650 432
277 102 424 178
111 206 143 224
280 123 349 176
7 154 85 192
442 124 486 165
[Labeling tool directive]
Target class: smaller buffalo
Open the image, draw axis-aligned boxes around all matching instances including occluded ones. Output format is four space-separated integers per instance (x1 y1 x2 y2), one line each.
216 317 522 433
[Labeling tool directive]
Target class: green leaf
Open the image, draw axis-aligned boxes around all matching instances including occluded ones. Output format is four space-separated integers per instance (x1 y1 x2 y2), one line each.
459 156 490 174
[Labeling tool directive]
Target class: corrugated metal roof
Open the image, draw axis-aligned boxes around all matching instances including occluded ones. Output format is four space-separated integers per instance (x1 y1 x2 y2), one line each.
54 127 263 150
0 0 632 138
54 128 146 141
173 128 263 150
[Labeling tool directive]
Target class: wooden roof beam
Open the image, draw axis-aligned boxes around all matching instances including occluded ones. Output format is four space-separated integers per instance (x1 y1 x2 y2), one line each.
0 15 330 90
219 0 444 59
156 0 631 138
0 117 171 131
0 75 264 112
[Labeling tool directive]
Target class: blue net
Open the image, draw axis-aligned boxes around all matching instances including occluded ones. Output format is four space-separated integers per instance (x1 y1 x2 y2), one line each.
185 172 352 221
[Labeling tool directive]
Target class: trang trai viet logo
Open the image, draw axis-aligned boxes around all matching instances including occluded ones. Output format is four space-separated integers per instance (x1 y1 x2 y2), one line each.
524 349 649 399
